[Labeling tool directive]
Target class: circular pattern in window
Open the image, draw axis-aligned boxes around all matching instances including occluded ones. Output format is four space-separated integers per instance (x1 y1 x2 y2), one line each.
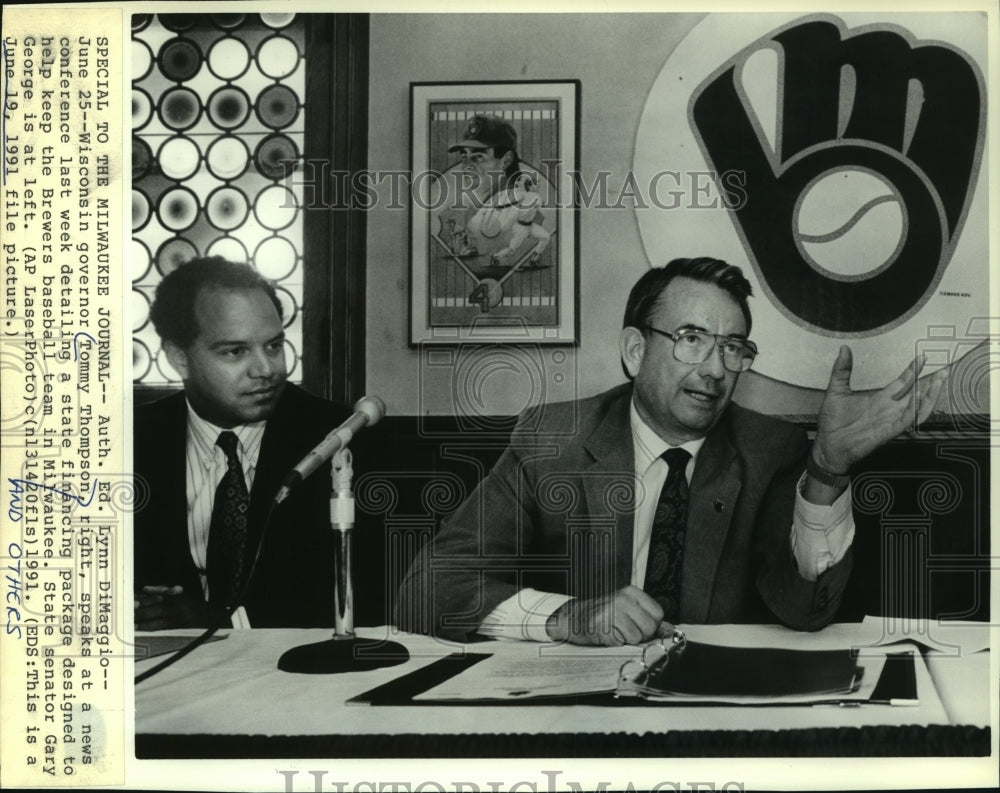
206 187 250 231
257 35 299 79
275 286 299 328
132 190 151 231
133 288 151 332
207 136 250 180
212 14 246 30
261 13 296 29
207 236 249 263
256 84 299 129
254 235 297 281
207 85 251 130
254 185 298 230
133 39 153 80
160 86 202 131
133 137 153 180
208 37 250 80
132 88 153 130
132 239 152 282
159 136 201 181
254 134 299 179
160 14 196 33
158 37 203 82
132 13 306 384
156 237 199 275
157 186 200 232
133 339 153 382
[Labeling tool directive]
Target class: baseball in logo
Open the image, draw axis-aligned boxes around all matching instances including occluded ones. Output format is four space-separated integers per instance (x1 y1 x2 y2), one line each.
633 14 988 389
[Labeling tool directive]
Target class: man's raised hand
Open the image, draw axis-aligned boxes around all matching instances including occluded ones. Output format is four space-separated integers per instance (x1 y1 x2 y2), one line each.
813 346 949 475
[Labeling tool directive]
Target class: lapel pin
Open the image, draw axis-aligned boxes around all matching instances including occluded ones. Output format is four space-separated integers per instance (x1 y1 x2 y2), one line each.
714 500 725 513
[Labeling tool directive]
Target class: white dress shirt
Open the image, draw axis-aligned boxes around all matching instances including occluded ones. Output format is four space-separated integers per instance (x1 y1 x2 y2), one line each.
479 400 855 640
185 404 267 629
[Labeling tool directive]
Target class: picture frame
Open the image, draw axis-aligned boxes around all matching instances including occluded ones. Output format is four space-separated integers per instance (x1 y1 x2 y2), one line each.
409 80 580 345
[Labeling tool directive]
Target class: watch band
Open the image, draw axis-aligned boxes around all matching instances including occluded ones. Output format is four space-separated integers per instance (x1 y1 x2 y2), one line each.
806 454 851 488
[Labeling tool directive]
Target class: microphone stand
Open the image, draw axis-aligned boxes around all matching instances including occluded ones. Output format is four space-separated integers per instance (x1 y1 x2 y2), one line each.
278 448 409 674
331 448 357 638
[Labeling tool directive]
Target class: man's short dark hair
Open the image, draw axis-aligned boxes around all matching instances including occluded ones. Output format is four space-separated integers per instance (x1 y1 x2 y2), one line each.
150 256 283 348
623 257 753 334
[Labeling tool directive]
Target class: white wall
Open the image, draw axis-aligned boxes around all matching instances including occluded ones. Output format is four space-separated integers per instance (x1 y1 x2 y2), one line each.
365 13 971 419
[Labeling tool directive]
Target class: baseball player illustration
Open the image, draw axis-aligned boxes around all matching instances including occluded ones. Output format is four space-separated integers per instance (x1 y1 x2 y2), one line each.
431 114 554 274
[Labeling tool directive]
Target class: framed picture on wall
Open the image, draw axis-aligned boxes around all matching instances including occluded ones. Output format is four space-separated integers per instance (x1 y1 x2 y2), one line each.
409 80 580 345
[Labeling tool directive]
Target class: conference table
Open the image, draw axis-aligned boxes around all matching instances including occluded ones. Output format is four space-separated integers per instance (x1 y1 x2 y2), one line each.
134 619 991 758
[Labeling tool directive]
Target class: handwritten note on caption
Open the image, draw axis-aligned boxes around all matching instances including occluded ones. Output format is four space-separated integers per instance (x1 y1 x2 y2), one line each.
1 7 124 788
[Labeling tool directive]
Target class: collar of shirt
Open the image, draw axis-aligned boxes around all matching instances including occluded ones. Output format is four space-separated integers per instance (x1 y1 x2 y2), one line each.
628 399 706 588
184 402 266 629
629 399 706 481
185 401 267 477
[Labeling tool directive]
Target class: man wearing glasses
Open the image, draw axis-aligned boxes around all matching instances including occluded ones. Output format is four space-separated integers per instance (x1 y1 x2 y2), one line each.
397 257 947 645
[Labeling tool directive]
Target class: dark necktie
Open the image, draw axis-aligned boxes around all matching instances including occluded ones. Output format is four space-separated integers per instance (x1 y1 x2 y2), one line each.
643 447 691 622
206 430 250 613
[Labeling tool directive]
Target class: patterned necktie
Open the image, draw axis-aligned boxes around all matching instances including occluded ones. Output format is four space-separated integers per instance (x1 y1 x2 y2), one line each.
206 430 250 613
643 447 691 622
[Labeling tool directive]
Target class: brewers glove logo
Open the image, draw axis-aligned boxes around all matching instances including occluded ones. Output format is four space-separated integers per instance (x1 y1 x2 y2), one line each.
691 19 984 335
633 13 988 388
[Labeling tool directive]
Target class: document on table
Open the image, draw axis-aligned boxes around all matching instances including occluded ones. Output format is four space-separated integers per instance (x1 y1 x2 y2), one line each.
412 633 889 704
854 616 992 655
413 643 633 700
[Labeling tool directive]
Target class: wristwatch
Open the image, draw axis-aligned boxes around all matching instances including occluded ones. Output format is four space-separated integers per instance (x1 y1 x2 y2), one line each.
806 453 851 488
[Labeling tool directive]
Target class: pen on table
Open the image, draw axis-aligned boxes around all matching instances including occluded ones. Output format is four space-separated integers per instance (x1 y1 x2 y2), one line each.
815 698 920 707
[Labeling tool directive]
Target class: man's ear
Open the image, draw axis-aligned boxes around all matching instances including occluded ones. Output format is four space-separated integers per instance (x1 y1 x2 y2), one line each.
499 150 515 171
619 326 645 379
163 340 189 381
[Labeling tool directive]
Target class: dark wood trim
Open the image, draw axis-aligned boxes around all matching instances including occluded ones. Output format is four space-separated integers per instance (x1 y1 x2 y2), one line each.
301 14 369 405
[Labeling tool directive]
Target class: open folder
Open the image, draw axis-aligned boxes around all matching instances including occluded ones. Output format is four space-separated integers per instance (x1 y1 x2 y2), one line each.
352 630 911 706
615 630 865 704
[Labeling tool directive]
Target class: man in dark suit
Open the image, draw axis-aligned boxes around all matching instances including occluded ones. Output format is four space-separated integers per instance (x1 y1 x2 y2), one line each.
134 257 348 630
396 257 947 645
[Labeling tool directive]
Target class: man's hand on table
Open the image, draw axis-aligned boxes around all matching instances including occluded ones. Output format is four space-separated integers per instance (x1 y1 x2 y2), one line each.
545 585 674 646
135 585 212 631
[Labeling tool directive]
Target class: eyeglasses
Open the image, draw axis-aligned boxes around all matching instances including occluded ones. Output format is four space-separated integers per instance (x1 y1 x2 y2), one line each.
643 326 758 372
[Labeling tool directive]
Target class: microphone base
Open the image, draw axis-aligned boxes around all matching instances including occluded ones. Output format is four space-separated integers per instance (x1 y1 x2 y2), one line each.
277 635 409 675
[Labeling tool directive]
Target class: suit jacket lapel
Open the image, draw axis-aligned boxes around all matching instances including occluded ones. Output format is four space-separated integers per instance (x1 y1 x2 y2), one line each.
246 386 318 548
248 402 291 550
164 396 188 544
580 388 636 591
683 414 741 623
155 394 198 589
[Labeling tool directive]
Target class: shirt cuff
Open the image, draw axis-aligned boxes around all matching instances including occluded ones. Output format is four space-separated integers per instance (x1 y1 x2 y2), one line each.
478 588 574 642
230 605 251 629
791 471 856 581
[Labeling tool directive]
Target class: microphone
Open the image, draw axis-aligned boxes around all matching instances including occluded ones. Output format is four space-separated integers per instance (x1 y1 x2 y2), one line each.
274 395 385 504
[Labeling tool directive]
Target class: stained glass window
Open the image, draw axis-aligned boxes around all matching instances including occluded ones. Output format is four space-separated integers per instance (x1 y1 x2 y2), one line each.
131 13 305 384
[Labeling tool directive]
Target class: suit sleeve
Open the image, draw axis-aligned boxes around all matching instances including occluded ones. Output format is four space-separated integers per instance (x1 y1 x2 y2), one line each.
395 440 539 642
753 429 853 630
